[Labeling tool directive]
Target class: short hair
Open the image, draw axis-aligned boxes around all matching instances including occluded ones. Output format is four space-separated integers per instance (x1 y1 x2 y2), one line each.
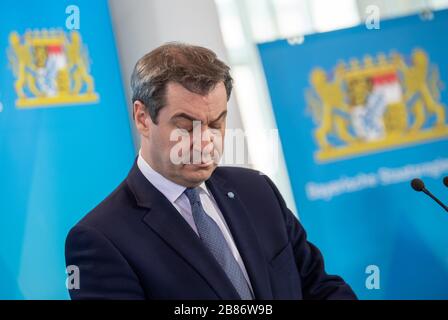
130 42 233 124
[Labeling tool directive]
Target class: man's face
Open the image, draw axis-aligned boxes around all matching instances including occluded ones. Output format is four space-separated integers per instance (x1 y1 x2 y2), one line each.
135 81 227 187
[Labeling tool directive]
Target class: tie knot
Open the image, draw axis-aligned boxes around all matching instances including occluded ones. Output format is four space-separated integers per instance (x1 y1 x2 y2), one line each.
184 187 201 205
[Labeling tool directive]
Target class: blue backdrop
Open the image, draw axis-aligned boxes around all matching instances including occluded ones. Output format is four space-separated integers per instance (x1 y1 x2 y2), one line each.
258 11 448 299
0 0 135 299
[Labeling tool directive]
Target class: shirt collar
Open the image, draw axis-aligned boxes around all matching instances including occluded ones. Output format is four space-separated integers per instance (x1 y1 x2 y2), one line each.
137 150 209 203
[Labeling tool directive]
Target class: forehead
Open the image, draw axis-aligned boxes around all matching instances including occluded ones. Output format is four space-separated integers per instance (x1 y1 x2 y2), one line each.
164 82 227 119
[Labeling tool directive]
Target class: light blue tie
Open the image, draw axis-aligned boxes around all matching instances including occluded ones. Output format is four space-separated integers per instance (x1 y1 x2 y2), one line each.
184 187 253 300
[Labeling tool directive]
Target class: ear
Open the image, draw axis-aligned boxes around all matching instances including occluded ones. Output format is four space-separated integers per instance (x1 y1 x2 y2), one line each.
133 101 151 138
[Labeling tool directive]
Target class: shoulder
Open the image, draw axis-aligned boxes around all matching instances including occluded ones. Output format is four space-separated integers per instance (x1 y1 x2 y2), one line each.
69 178 137 236
211 166 282 204
212 166 267 183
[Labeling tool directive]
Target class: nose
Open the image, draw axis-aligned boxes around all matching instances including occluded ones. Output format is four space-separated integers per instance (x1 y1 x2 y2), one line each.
201 127 213 149
190 126 223 164
191 126 214 150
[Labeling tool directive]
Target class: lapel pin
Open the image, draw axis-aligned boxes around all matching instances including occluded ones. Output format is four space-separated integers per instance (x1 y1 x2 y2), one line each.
227 191 235 199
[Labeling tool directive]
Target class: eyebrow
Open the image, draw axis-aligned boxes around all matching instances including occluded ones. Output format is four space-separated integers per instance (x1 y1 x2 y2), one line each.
171 110 227 123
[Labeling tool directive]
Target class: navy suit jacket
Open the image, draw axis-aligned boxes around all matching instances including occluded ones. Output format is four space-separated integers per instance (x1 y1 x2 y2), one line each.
65 161 357 300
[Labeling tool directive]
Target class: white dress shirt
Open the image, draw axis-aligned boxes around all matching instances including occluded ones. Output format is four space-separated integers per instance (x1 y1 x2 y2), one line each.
137 152 254 293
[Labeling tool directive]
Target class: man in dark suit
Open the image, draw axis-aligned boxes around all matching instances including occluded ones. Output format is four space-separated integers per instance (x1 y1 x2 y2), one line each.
65 43 356 300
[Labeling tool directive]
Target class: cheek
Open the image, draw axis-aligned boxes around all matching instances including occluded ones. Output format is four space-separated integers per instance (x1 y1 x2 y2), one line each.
157 127 174 149
150 127 174 161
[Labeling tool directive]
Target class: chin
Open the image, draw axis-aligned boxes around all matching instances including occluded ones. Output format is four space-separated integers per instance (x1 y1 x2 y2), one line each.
183 163 216 184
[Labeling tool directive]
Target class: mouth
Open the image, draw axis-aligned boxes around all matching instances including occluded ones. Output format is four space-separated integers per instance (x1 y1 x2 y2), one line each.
187 161 214 169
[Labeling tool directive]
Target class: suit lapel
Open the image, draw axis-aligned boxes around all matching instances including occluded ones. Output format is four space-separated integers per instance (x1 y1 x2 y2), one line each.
126 161 240 299
206 173 274 300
